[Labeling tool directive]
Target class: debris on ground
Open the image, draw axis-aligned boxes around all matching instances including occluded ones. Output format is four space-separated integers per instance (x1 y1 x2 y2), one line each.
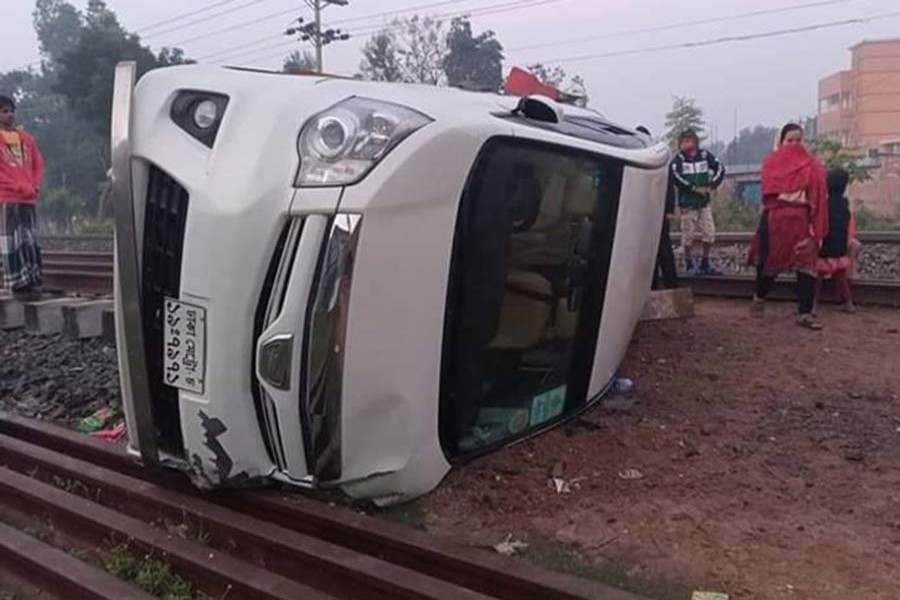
691 593 730 600
90 421 127 442
610 377 635 395
617 468 644 481
493 535 529 556
76 407 117 433
548 477 571 494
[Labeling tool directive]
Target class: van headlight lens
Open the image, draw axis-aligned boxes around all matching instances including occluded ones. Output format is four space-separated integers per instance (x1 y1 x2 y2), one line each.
295 97 432 187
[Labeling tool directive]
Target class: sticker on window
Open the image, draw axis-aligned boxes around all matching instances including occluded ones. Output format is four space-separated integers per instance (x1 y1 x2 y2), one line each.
530 385 567 427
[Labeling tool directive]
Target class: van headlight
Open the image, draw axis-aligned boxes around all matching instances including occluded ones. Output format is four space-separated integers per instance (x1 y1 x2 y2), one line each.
295 97 432 187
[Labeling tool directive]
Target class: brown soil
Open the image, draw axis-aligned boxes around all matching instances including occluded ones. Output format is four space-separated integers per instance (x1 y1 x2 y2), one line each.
419 298 900 600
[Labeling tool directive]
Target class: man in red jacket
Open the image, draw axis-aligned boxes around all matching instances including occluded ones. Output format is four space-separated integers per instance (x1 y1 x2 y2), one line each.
0 94 45 300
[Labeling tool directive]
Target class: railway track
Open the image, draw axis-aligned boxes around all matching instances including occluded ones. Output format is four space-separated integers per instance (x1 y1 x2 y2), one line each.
670 230 900 244
684 275 900 307
0 251 114 296
6 247 898 306
0 412 642 600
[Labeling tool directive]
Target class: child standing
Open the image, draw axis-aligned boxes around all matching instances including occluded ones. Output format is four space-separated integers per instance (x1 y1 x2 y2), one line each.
816 168 857 314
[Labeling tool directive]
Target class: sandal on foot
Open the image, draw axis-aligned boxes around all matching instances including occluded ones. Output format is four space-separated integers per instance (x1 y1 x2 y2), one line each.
750 296 765 316
797 314 823 330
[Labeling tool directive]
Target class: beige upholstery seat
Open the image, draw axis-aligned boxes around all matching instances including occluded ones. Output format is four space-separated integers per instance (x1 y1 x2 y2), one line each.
564 173 596 218
490 270 553 349
553 298 579 340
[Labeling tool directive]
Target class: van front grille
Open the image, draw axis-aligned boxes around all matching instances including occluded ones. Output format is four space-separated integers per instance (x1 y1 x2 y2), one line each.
141 165 189 456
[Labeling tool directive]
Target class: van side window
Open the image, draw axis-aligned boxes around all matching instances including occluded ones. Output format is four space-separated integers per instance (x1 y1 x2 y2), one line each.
441 139 622 458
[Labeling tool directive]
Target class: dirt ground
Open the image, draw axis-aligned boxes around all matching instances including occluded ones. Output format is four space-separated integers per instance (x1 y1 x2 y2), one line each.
417 298 900 600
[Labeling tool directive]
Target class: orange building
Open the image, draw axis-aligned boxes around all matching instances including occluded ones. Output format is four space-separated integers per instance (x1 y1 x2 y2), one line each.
818 40 900 217
818 39 900 152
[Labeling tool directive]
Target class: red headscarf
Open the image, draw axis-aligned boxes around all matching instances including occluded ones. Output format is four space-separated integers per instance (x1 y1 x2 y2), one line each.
761 144 828 241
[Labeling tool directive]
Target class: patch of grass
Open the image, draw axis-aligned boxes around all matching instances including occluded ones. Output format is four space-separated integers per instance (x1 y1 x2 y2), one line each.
103 544 196 600
165 519 211 546
50 475 101 502
520 538 691 600
855 206 900 231
710 196 760 232
373 500 429 531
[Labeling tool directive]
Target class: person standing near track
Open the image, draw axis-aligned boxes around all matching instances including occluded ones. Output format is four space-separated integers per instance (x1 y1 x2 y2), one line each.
670 129 725 276
749 123 828 330
0 94 45 300
816 167 858 314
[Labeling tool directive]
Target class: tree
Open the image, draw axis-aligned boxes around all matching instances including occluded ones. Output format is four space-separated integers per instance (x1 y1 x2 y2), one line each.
359 16 447 85
725 125 779 165
33 0 83 67
809 137 871 183
526 63 566 87
359 31 404 82
0 0 192 230
664 96 706 148
525 64 588 106
396 16 446 85
283 50 317 74
55 0 191 141
443 17 503 91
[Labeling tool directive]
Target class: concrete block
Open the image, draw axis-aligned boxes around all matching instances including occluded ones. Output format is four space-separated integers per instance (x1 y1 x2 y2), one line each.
101 308 116 346
640 288 695 322
25 298 89 335
62 300 114 340
0 297 25 330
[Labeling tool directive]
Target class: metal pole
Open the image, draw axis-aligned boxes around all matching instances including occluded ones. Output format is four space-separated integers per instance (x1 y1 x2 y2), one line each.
314 0 323 72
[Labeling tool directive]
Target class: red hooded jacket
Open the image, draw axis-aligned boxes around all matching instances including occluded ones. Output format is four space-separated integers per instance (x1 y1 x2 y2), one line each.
0 128 45 204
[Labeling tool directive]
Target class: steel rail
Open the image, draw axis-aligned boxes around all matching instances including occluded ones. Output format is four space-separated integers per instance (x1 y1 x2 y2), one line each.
0 412 644 600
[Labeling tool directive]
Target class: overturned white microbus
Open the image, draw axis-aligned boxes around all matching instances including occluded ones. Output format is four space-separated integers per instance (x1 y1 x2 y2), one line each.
110 62 669 505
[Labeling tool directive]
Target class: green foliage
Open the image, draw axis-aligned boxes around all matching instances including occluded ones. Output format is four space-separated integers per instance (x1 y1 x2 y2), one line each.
710 194 760 232
283 50 317 74
75 218 115 235
104 545 195 600
525 63 588 105
854 206 900 231
521 538 690 600
360 16 512 93
359 31 405 82
808 137 871 183
526 63 566 87
39 186 87 231
1 0 190 231
444 17 504 91
664 96 706 148
359 16 446 84
55 0 182 139
724 125 778 165
33 0 83 66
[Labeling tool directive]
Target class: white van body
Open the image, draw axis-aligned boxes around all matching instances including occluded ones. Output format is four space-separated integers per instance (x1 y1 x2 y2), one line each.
110 62 669 505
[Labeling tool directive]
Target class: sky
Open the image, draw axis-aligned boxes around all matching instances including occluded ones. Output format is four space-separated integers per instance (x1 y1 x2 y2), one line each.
3 0 900 141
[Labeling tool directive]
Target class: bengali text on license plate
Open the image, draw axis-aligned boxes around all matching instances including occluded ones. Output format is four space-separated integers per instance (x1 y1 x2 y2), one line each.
163 298 206 394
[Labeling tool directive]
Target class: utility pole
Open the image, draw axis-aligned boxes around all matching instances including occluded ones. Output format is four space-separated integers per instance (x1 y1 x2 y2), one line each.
285 0 351 73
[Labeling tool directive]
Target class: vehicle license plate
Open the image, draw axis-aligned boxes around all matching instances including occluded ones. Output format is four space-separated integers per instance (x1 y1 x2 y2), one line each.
162 298 206 394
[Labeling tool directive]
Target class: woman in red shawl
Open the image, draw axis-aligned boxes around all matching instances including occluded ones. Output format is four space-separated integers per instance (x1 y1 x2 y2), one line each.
749 123 828 329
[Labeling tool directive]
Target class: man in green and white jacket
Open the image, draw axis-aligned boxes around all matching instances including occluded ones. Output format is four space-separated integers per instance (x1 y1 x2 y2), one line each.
671 129 725 275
